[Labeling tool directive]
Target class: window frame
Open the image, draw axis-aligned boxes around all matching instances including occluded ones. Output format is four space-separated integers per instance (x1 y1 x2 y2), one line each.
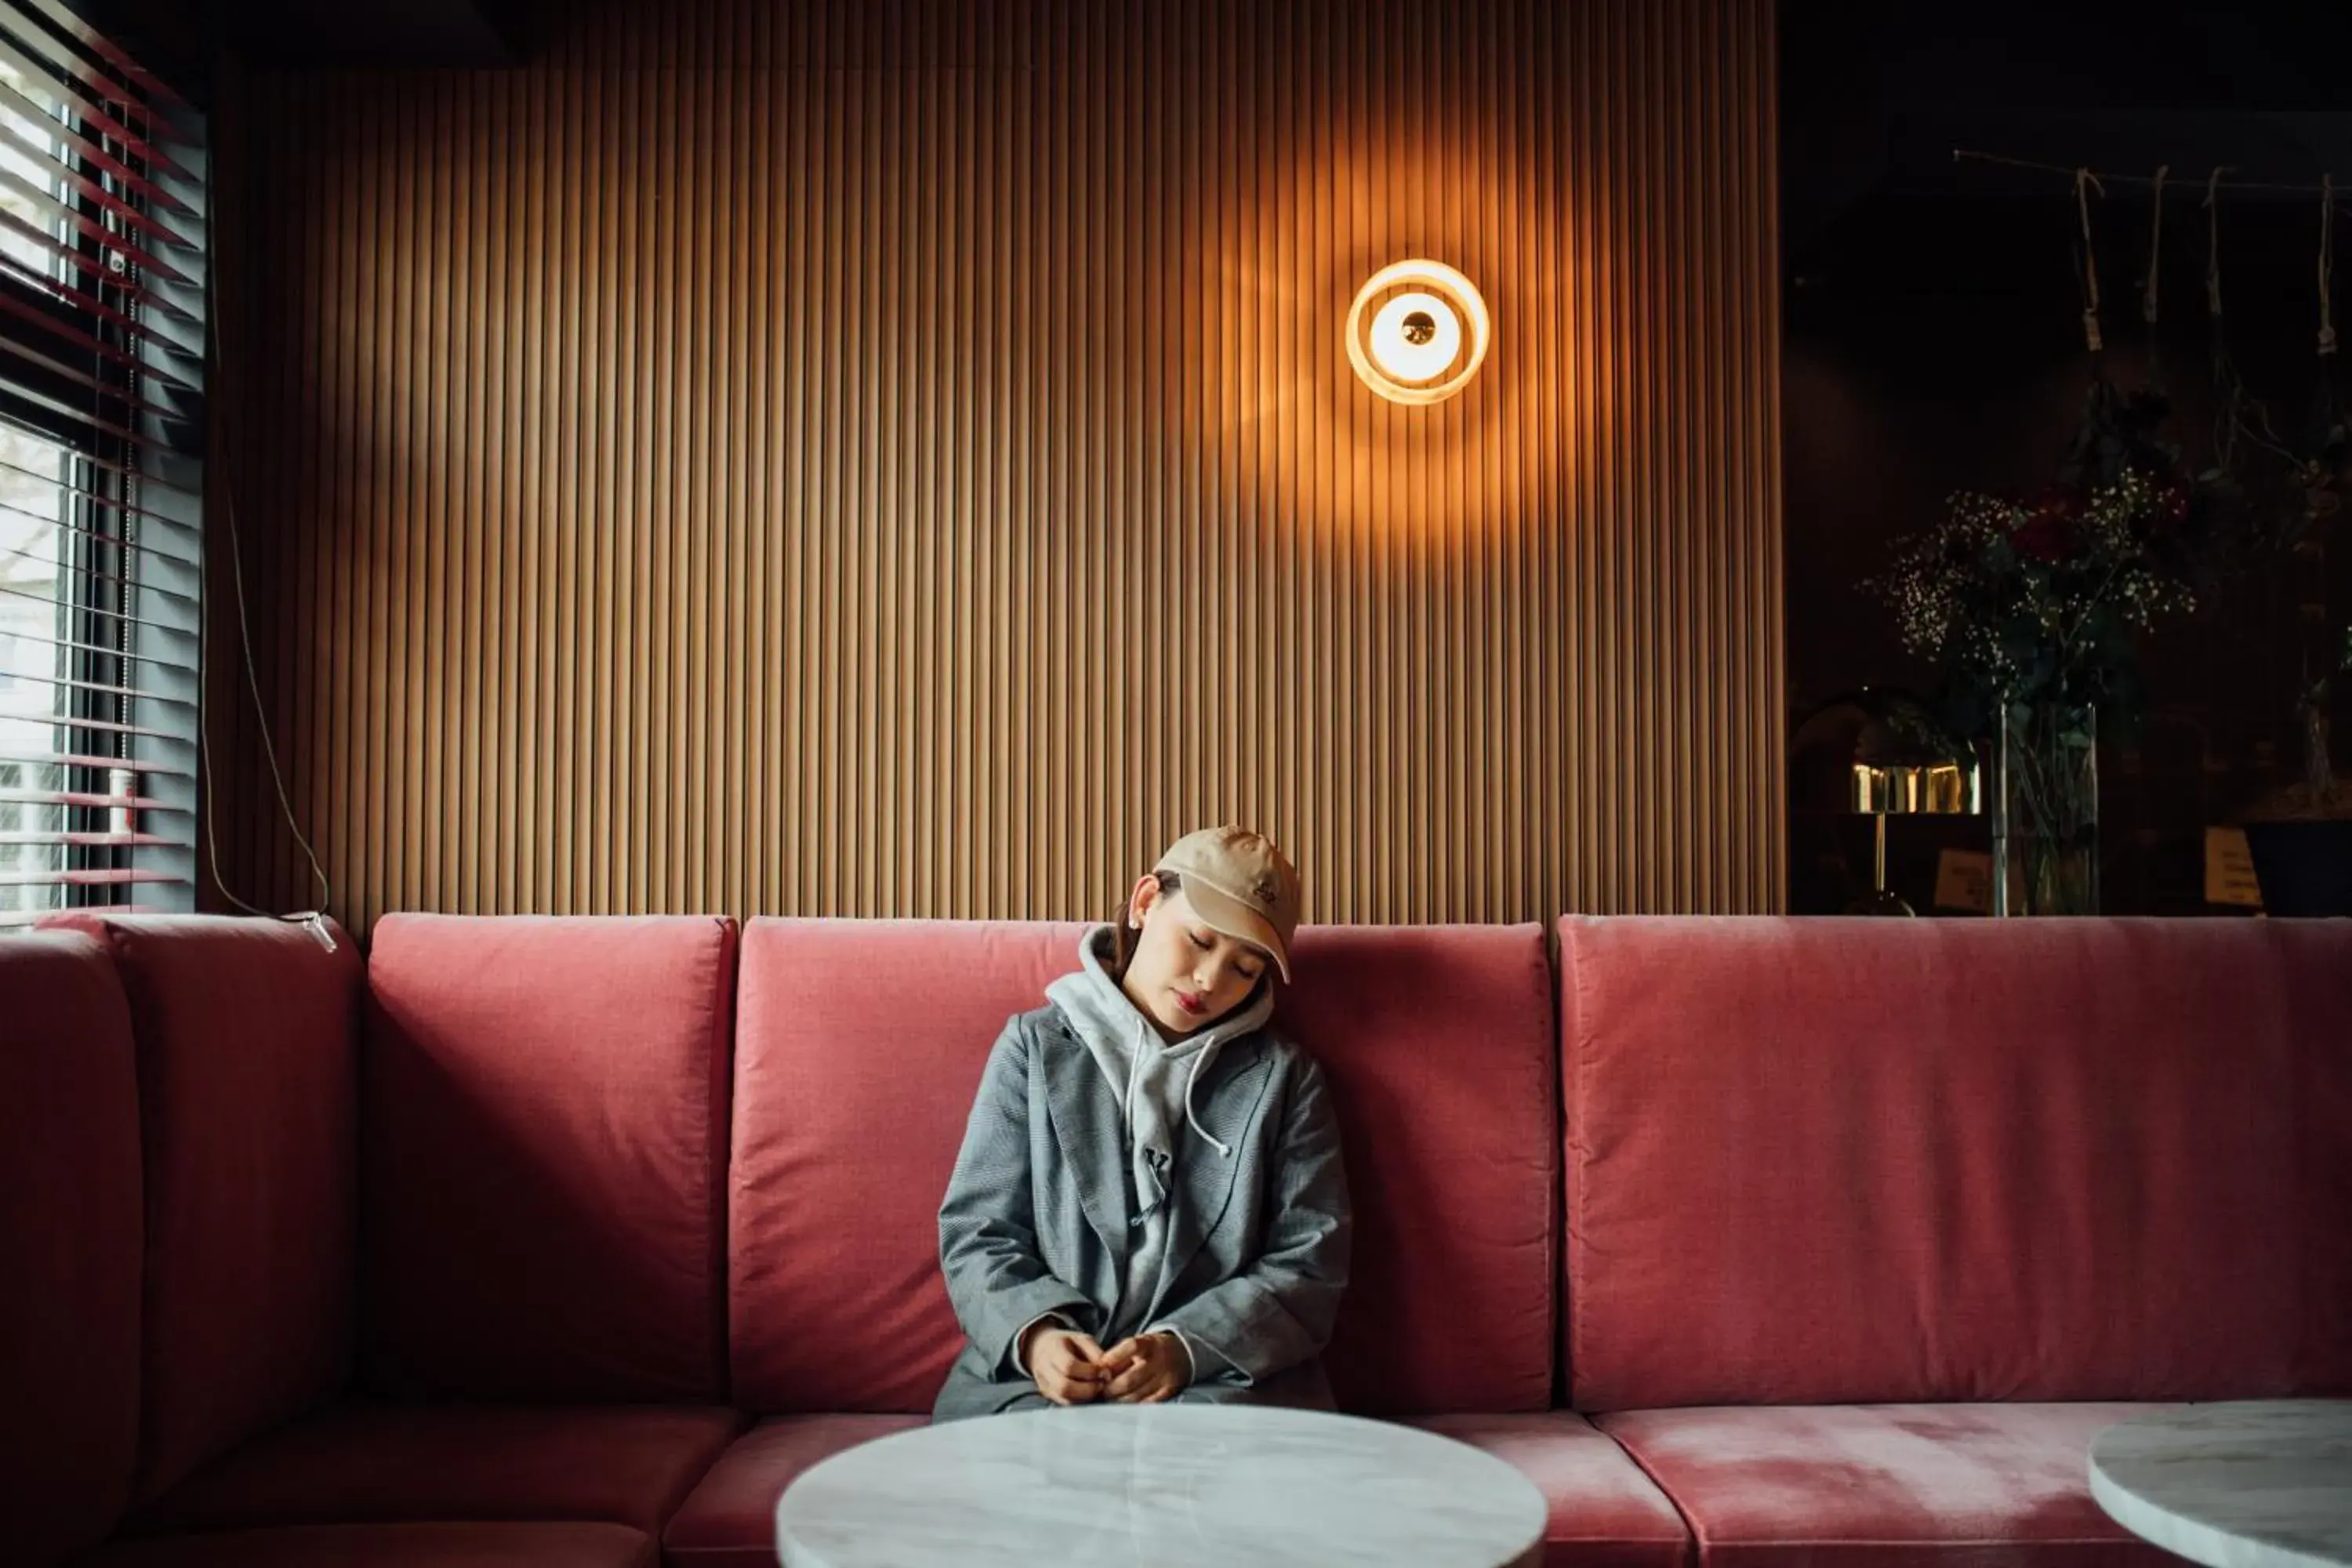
0 7 202 927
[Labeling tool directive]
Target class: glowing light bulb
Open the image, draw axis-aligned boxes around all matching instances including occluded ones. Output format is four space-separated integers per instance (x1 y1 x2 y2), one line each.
1368 292 1462 383
1345 260 1491 406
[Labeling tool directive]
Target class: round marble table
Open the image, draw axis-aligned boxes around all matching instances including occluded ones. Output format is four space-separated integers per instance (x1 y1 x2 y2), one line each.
775 1404 1547 1567
2089 1401 2352 1568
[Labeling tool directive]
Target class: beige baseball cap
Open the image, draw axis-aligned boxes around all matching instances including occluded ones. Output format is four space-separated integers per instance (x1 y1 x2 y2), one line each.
1154 825 1302 982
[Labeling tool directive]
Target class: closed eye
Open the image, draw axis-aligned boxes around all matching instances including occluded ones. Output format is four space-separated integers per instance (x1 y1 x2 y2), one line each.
1192 927 1262 983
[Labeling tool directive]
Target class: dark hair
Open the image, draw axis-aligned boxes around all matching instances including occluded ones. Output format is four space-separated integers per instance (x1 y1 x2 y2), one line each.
1102 870 1181 981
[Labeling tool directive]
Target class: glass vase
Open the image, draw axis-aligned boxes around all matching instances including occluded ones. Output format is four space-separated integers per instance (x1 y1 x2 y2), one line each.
1991 700 2100 916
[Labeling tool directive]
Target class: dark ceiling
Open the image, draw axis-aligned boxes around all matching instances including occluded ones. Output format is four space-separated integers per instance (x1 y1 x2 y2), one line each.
1784 0 2352 258
203 0 527 66
86 0 2352 236
91 0 525 103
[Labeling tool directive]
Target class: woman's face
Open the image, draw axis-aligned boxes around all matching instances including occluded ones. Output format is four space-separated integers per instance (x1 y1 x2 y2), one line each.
1122 875 1270 1036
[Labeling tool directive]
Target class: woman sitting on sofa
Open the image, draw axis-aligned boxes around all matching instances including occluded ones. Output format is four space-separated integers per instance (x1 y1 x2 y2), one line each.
934 825 1353 1419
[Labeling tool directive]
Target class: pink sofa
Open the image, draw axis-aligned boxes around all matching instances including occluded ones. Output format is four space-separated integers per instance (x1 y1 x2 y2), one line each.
6 911 2346 1567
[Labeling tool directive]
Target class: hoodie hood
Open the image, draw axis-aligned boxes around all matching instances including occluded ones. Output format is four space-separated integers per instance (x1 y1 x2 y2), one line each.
1045 923 1274 1207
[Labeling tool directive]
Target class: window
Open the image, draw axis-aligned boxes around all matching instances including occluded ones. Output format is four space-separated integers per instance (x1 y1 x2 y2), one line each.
0 0 202 929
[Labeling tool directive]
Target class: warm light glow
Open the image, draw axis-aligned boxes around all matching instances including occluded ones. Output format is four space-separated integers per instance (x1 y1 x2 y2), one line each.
1346 259 1491 406
1368 291 1462 383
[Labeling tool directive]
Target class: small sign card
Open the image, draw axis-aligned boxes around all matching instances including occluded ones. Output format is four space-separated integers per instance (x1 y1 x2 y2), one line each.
2204 826 2263 909
1933 848 1993 914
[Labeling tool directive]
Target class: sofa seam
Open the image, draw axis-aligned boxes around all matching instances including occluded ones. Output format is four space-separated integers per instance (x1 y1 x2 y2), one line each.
1534 921 1565 1414
1563 916 1593 1410
1593 1422 1704 1568
704 917 741 1406
1682 1539 2152 1550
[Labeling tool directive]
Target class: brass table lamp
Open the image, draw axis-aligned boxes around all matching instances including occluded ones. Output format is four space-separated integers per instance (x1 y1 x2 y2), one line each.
1849 751 1980 915
1794 688 1982 916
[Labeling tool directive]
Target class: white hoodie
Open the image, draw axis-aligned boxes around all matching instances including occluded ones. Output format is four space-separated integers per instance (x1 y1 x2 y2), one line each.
1043 924 1275 1345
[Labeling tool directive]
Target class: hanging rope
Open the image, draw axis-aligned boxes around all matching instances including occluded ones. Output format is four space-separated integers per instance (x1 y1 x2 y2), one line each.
2205 167 2230 318
2142 165 2167 325
2321 174 2338 358
2312 175 2346 496
1956 147 2352 197
2190 169 2293 474
2074 168 2105 351
2207 168 2241 466
1944 148 2332 475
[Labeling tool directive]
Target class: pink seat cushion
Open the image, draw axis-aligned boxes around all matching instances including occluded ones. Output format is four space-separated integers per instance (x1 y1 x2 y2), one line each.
1596 1403 2183 1567
664 1415 928 1566
132 1403 743 1537
0 933 141 1566
363 915 738 1402
1561 916 2352 1410
78 1522 655 1567
46 913 361 1503
1408 1414 1690 1568
728 920 1557 1415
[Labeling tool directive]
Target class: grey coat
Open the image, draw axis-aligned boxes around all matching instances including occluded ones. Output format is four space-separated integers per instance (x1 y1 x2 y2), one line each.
934 1003 1352 1421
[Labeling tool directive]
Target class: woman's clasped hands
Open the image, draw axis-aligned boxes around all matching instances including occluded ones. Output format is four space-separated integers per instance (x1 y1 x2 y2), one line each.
1021 1322 1191 1406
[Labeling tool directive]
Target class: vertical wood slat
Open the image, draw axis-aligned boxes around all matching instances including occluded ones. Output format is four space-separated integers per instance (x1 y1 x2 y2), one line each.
209 0 1784 939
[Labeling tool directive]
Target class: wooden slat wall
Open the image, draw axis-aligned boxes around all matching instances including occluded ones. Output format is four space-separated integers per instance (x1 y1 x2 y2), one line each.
207 0 1782 937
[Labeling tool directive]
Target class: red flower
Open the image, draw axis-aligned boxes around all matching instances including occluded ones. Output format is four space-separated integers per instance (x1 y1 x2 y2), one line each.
2012 486 2082 564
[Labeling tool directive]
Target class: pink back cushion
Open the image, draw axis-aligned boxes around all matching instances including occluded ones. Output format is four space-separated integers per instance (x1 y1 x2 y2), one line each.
1560 916 2352 1410
0 932 142 1564
729 919 1557 1415
363 915 737 1402
48 914 360 1501
728 920 1089 1412
1283 924 1557 1414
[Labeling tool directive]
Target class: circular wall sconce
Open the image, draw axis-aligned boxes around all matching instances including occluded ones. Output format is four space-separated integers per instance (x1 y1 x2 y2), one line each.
1345 259 1491 405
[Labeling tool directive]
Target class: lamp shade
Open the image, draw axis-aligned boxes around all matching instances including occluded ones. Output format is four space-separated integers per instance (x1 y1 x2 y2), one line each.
1791 688 1981 818
1346 259 1491 405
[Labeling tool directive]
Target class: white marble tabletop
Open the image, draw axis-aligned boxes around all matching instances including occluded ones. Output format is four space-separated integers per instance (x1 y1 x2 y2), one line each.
2089 1401 2352 1568
775 1404 1547 1568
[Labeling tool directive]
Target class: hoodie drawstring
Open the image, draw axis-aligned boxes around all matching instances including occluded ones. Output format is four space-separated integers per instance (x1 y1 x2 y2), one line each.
1120 978 1236 1163
1184 1048 1232 1160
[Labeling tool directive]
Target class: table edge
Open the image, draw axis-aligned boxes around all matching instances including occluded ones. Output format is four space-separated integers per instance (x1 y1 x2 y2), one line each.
2088 1416 2349 1568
